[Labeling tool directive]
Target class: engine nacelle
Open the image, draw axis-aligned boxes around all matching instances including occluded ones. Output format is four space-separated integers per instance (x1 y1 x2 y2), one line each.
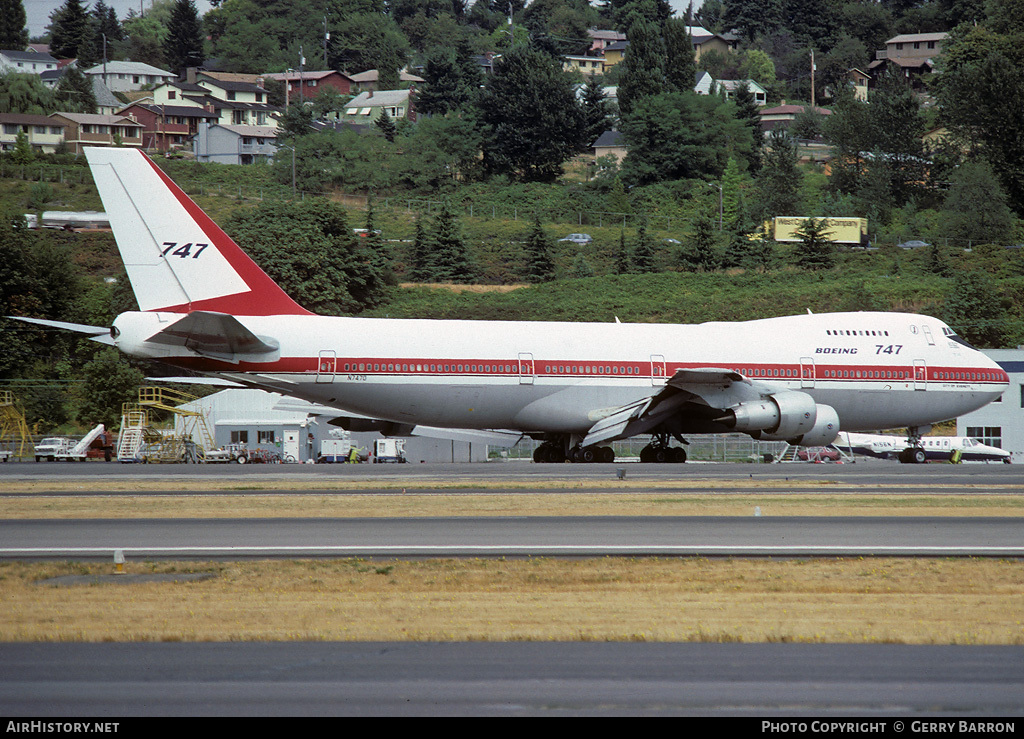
724 391 841 446
728 390 817 439
785 404 840 446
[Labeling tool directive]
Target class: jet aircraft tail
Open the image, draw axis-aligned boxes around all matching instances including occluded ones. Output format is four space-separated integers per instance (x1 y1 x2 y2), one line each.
84 147 310 317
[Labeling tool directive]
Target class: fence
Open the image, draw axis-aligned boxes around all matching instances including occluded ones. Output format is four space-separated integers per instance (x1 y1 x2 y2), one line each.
501 434 790 463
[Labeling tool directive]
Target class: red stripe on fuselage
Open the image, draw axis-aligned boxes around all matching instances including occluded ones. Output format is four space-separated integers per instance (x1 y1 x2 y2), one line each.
141 155 312 317
161 354 1009 385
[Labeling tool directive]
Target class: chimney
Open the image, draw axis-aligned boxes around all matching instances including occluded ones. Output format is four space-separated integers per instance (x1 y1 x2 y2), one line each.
186 67 197 84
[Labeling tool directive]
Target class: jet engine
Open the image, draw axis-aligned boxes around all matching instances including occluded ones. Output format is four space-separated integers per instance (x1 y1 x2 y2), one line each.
718 391 840 446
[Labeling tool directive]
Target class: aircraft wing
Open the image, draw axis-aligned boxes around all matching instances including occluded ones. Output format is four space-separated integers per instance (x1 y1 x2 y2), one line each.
144 311 279 362
7 317 115 345
582 367 756 447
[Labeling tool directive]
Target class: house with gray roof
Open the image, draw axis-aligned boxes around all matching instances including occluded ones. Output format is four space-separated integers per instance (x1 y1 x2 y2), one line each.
83 61 175 92
194 122 277 165
0 49 58 76
343 89 415 122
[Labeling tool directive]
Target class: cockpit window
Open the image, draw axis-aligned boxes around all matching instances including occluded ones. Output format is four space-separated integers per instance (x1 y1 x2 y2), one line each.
942 326 978 350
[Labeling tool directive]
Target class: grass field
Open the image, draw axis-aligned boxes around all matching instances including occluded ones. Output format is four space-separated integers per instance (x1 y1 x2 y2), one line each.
1 487 1021 644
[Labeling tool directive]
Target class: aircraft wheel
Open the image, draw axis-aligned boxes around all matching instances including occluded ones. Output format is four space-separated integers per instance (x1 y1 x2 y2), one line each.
672 447 687 463
533 446 547 463
580 447 597 463
653 448 668 463
639 445 653 463
549 447 566 463
911 448 927 464
600 446 615 463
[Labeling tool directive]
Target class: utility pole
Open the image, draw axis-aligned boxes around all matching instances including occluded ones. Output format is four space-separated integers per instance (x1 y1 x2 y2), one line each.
324 16 329 68
299 46 305 105
810 48 816 109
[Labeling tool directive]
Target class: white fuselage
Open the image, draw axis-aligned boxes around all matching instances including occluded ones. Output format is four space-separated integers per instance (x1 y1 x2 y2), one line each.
114 310 1007 436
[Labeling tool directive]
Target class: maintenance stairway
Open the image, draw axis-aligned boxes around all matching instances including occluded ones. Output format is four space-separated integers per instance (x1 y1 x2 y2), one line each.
117 387 214 463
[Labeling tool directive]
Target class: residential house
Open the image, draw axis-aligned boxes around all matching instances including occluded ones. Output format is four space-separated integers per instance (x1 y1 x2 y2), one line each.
588 30 626 54
119 102 218 151
194 122 277 165
869 32 948 89
343 89 415 123
847 68 870 102
563 56 604 76
261 70 355 104
83 61 175 92
601 40 628 68
690 30 739 61
48 112 143 153
758 102 831 132
0 49 58 76
90 77 123 115
0 114 66 153
716 79 769 105
347 69 424 93
592 130 627 165
694 70 714 95
196 77 279 128
151 79 212 108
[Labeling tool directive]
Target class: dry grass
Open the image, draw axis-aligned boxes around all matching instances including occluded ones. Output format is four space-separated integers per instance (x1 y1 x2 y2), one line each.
2 492 1022 519
2 558 1022 644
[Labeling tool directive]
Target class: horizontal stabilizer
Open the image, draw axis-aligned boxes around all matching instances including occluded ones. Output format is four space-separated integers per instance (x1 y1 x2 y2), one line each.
7 316 115 345
145 311 279 362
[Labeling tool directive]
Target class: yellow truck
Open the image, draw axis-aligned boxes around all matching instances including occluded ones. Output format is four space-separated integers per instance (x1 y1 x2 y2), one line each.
772 217 868 246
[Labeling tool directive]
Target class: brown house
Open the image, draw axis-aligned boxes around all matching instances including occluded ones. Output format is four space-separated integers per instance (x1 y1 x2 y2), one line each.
119 102 218 151
48 112 143 154
261 70 355 103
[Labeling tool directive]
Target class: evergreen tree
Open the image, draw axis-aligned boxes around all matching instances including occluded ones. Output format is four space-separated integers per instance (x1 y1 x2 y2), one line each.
478 46 585 181
0 0 29 49
375 109 397 142
793 217 835 270
417 42 483 116
615 229 630 274
617 17 665 117
756 128 802 218
631 222 656 273
408 213 438 282
723 0 782 42
430 202 474 282
54 65 96 114
943 161 1015 247
163 0 205 75
48 0 94 63
663 16 695 95
680 213 718 272
361 199 395 288
579 75 611 151
523 214 556 282
733 82 763 172
569 253 595 278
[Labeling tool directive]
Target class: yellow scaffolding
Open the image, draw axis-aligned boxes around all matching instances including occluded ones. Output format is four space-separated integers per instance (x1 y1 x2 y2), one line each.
117 387 215 463
0 390 32 459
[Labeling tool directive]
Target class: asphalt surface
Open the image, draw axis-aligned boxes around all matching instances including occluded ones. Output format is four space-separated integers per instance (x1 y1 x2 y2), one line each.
2 460 1022 716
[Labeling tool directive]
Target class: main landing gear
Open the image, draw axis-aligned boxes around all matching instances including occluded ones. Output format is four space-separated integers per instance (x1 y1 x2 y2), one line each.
531 433 688 464
897 425 930 464
639 432 688 463
533 440 614 463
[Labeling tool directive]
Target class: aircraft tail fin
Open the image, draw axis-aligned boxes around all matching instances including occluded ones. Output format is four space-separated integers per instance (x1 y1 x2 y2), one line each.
84 147 311 316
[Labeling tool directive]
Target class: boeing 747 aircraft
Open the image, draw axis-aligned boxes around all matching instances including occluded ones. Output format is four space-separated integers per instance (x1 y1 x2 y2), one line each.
9 148 1010 463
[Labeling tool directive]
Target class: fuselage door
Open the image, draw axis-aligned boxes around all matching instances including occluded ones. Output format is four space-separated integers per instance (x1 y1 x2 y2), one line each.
913 359 927 390
518 352 535 385
651 354 667 386
800 356 815 389
317 350 336 383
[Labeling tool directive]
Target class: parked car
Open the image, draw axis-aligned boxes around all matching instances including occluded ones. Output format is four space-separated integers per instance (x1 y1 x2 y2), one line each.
897 240 930 249
558 233 593 244
797 447 842 462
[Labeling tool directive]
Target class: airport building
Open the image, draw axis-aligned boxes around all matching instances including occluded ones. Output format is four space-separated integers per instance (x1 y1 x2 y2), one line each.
957 349 1024 461
174 389 490 464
